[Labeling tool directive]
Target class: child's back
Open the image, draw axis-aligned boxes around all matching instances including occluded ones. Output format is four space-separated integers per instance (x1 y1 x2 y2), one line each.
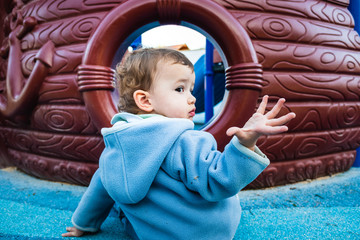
63 48 295 239
73 113 269 239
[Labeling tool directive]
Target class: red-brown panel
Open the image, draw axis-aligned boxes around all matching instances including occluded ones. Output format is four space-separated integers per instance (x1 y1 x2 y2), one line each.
231 11 360 50
261 72 360 102
0 127 103 162
38 74 83 104
216 0 353 27
8 148 97 185
257 127 360 162
21 0 123 23
20 12 107 50
247 150 355 188
254 41 360 73
21 43 86 76
31 104 98 134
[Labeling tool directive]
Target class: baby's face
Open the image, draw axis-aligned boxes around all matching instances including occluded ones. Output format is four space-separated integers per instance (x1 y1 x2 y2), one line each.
148 60 196 120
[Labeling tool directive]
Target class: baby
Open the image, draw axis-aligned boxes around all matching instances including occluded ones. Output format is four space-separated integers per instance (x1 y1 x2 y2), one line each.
63 48 295 239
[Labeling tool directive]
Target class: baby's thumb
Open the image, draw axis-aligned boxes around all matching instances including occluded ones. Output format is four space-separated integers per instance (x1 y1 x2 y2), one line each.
226 127 239 137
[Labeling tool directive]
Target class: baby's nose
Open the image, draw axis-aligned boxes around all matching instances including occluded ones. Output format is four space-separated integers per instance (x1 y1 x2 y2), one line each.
188 95 196 104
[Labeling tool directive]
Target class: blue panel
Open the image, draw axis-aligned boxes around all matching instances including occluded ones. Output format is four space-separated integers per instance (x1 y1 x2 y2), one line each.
205 39 214 122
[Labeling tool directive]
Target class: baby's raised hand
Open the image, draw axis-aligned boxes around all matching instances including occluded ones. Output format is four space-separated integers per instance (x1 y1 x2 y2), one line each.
226 95 296 150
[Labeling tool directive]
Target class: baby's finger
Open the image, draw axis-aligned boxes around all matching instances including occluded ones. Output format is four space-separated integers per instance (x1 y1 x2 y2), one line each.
260 125 289 135
61 227 83 237
256 95 269 115
61 232 73 237
266 112 296 126
265 98 286 119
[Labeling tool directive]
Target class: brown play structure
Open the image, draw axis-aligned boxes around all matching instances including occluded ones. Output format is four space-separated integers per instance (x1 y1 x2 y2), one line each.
0 0 359 188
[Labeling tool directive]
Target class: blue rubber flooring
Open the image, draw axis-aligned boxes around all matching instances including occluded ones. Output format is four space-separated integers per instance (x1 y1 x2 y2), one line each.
1 167 359 239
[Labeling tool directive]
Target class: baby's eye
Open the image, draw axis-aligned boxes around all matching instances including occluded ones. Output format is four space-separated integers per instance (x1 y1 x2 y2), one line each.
175 87 185 92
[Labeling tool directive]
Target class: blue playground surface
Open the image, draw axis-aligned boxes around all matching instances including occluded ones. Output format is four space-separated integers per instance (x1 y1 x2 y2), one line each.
0 166 359 239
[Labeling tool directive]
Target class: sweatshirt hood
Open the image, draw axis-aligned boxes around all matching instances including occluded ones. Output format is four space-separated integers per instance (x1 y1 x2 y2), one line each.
99 113 194 204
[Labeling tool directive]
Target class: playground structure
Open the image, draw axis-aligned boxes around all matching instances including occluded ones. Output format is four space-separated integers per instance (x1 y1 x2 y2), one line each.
0 0 360 188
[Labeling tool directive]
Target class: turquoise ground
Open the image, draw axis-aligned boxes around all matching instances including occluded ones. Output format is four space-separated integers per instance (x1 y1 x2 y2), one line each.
1 167 359 239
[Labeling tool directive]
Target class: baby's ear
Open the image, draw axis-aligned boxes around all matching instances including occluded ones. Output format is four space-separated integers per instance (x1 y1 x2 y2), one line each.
133 90 153 113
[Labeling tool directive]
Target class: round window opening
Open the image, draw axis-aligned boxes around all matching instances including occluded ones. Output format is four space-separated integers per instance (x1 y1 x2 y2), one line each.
111 25 226 129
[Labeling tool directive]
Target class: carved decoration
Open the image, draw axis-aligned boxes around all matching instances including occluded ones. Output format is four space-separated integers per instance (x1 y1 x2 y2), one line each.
38 75 83 104
225 63 263 90
31 105 98 134
77 65 116 92
0 126 103 162
0 0 359 187
0 16 55 118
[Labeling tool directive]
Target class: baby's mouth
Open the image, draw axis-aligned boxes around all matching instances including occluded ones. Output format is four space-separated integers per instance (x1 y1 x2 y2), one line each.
189 108 196 117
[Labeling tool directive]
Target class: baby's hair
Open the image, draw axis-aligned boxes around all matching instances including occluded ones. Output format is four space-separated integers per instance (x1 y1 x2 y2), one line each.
116 48 194 114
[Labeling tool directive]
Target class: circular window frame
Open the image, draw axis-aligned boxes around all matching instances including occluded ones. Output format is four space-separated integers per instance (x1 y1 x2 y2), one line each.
77 0 264 149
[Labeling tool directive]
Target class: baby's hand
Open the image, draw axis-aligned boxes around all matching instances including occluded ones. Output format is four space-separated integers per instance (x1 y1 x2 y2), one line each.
226 95 296 150
62 226 84 237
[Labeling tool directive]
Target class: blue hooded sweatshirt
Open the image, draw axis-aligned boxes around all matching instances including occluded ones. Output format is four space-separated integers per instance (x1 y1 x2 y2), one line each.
71 113 269 240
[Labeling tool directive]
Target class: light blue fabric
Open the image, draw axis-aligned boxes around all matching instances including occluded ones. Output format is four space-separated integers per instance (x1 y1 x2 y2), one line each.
72 113 270 239
71 170 114 232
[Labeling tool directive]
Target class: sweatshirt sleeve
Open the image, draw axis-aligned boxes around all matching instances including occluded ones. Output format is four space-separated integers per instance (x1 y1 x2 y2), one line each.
164 131 270 202
71 169 115 232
